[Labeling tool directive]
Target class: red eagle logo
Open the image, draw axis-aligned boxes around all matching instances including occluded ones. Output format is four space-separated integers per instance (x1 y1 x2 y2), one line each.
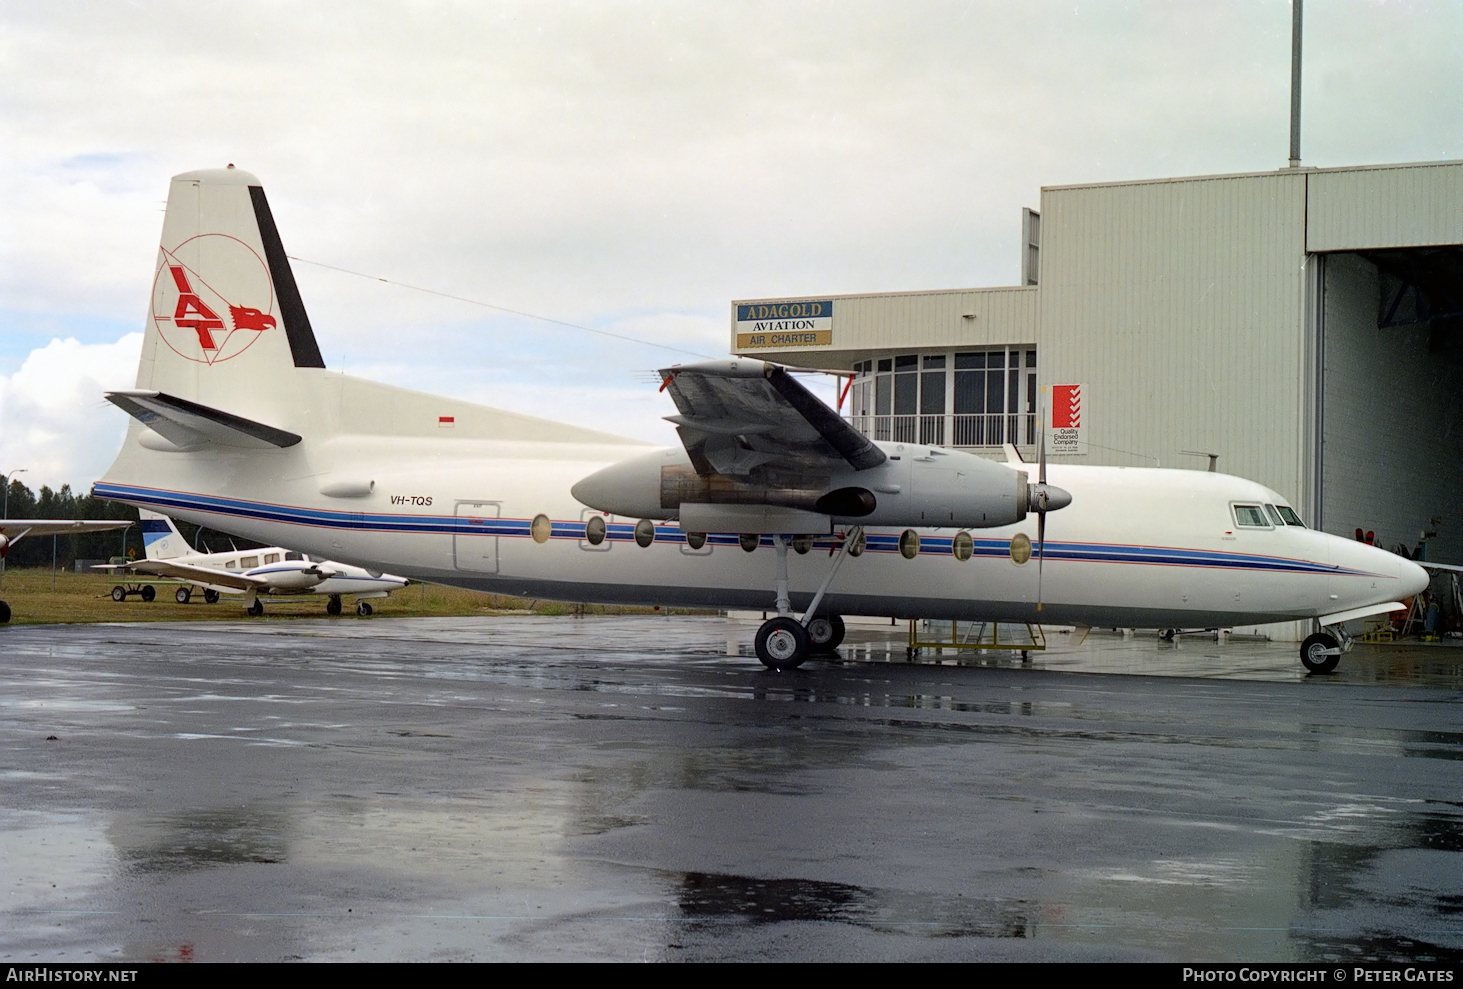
152 235 278 365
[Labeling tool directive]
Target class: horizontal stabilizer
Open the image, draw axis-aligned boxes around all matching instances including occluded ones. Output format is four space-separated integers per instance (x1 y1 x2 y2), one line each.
107 390 301 449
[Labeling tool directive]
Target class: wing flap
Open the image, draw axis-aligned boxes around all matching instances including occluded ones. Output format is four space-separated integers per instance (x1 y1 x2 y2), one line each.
660 359 884 476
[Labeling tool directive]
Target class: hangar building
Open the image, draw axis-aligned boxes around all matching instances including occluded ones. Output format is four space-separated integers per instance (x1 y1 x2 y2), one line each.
732 160 1463 574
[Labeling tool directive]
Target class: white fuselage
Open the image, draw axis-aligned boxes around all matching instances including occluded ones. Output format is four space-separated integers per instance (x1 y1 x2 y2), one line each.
96 429 1425 629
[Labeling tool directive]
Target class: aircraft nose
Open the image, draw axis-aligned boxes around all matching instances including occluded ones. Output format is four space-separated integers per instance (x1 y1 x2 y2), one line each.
1399 557 1430 599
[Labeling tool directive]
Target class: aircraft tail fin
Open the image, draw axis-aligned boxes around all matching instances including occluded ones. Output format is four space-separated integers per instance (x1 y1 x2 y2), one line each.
138 510 190 560
136 166 325 417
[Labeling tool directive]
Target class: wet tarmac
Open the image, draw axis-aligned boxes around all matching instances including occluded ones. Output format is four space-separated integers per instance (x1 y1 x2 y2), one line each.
1 616 1460 962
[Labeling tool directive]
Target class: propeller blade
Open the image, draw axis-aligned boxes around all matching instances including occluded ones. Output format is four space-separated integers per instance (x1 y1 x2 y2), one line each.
1036 511 1045 612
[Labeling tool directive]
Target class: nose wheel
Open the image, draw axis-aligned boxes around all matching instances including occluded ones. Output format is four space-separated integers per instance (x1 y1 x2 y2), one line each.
1300 632 1342 674
356 600 374 617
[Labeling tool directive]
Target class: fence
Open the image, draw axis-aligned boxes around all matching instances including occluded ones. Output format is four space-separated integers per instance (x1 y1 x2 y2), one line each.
849 413 1037 448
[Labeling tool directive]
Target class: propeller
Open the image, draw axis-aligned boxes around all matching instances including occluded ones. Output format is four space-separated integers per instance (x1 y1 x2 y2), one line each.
1029 391 1073 611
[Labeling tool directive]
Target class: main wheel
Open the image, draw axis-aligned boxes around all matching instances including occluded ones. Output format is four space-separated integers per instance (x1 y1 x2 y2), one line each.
247 600 264 617
754 616 810 670
356 600 374 617
175 586 192 604
111 586 126 602
1300 632 1340 674
203 589 219 604
0 600 10 624
806 614 847 653
140 585 156 602
326 595 342 616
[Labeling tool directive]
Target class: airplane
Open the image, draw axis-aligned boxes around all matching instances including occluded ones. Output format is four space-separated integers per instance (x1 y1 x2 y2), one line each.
0 519 133 623
97 510 409 616
91 166 1428 674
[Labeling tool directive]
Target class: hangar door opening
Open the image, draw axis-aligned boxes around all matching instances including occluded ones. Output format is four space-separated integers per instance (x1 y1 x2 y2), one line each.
1319 247 1463 562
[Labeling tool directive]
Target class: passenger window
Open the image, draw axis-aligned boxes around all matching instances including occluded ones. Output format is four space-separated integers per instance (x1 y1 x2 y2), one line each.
1276 505 1305 527
1232 505 1270 528
1263 504 1285 526
285 552 303 561
240 555 259 568
264 553 280 565
225 560 238 570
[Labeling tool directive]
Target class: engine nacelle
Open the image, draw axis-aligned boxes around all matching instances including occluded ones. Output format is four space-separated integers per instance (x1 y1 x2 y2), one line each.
571 443 1061 532
255 561 329 592
0 533 8 559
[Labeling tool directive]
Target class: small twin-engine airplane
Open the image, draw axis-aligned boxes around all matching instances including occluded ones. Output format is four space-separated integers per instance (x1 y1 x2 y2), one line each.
98 510 408 616
0 519 133 623
93 166 1428 672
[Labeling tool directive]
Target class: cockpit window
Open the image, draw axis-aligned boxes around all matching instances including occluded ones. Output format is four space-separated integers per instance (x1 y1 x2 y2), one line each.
285 551 303 561
1233 504 1271 528
1275 505 1305 527
1263 504 1286 526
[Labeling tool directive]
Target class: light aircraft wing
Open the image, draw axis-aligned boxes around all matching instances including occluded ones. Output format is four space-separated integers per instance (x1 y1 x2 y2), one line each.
105 390 301 449
659 359 885 476
0 520 131 540
100 559 266 591
1419 560 1463 573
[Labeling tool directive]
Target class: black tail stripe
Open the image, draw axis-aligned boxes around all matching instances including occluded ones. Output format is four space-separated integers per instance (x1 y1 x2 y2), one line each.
248 185 327 369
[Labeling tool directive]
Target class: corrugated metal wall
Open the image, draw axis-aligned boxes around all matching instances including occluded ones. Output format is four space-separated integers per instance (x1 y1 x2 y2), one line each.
1038 172 1312 507
1308 162 1463 252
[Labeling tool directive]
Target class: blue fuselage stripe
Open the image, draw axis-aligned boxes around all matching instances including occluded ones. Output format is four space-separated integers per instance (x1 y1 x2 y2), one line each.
92 482 1365 578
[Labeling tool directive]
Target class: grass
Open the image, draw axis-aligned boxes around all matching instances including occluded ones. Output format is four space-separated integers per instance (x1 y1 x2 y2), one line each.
0 567 690 625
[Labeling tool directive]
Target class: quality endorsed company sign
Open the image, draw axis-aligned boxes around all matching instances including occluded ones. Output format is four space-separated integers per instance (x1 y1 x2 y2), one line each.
1050 383 1087 455
735 300 833 349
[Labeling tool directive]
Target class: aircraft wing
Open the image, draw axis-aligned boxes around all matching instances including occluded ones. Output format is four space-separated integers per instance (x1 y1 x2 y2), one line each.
659 359 885 476
1419 561 1463 573
101 559 266 591
0 520 131 540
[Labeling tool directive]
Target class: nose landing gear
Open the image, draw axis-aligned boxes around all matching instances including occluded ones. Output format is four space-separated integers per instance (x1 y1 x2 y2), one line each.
1300 629 1347 674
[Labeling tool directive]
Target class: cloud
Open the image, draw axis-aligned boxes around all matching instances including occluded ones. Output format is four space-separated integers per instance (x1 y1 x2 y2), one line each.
0 335 141 490
3 1 1463 487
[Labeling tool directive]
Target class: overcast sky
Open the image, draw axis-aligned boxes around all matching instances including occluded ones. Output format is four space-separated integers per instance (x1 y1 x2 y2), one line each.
3 0 1462 489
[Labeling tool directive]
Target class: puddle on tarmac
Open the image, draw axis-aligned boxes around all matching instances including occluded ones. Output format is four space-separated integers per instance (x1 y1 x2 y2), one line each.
109 808 290 873
672 871 1035 938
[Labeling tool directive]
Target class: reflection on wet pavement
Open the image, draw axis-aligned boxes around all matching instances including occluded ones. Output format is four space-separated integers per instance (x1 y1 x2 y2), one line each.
0 616 1459 961
675 871 1035 939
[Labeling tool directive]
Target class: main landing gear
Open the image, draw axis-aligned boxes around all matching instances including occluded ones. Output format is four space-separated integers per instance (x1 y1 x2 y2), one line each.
752 529 860 672
325 595 374 617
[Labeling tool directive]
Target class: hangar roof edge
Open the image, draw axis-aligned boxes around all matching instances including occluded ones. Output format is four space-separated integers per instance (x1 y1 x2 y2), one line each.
732 284 1035 305
1042 158 1463 195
